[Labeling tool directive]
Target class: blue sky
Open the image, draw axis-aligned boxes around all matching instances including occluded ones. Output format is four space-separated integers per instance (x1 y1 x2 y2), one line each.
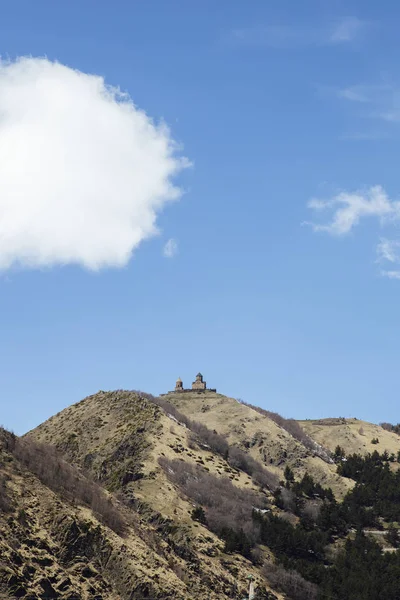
1 0 400 434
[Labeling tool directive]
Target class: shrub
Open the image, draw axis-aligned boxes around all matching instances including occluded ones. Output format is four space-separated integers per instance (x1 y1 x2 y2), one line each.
333 445 345 462
284 465 295 485
0 475 11 513
191 506 207 524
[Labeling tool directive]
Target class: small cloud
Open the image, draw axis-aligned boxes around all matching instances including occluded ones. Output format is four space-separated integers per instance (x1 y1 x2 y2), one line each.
0 57 189 272
337 83 392 106
163 238 178 258
379 109 400 123
381 270 400 280
376 238 400 263
337 86 370 103
305 186 397 236
330 17 364 43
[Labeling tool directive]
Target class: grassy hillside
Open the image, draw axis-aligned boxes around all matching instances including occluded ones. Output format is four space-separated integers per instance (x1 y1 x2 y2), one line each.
164 391 353 498
26 390 284 599
300 417 400 457
0 428 190 599
13 387 400 600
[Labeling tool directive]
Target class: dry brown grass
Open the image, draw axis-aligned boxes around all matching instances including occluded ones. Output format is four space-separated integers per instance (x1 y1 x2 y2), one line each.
300 418 400 458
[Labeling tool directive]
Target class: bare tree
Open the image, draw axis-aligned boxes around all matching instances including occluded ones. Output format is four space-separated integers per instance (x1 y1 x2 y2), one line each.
263 562 318 600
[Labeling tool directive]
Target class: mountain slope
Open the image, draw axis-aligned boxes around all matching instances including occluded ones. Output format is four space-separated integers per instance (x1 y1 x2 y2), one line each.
11 387 400 600
0 428 192 599
163 391 353 498
26 390 284 599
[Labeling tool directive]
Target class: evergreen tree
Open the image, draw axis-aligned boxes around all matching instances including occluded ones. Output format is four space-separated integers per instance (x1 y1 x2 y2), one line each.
284 465 295 486
385 524 400 548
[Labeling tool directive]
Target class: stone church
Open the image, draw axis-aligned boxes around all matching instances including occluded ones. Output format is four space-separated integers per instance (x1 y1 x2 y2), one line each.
173 373 216 393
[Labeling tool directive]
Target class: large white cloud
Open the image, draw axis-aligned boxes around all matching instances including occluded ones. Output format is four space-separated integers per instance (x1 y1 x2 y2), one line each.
0 57 189 271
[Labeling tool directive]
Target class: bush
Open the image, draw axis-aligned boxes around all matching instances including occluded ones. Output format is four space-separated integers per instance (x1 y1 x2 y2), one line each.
0 475 11 513
333 445 345 462
191 506 207 524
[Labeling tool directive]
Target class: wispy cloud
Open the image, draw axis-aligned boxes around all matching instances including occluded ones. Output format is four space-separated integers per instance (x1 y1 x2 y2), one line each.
305 186 397 236
337 82 400 124
230 17 365 49
330 17 364 43
337 86 370 103
305 186 400 279
381 270 400 280
376 239 400 279
163 238 178 258
376 238 400 263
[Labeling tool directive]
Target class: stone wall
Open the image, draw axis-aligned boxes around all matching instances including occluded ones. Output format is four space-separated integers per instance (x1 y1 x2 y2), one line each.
161 389 217 396
192 381 206 391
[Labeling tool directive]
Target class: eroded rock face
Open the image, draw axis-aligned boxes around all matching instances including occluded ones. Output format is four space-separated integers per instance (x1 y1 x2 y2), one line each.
0 498 115 598
53 515 111 566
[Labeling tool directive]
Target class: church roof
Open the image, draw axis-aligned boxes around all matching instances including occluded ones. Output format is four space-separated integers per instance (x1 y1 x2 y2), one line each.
176 377 182 382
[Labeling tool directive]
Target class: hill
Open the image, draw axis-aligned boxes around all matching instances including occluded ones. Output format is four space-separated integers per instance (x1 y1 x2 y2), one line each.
2 386 400 599
12 390 285 599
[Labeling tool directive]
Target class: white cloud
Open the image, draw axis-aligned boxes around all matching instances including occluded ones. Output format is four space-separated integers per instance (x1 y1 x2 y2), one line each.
376 239 400 279
305 186 398 235
163 238 178 258
376 238 400 263
330 17 364 43
306 186 400 279
0 57 189 271
381 270 400 280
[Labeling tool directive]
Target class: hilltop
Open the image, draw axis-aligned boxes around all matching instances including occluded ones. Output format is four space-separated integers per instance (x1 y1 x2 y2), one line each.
300 417 400 457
